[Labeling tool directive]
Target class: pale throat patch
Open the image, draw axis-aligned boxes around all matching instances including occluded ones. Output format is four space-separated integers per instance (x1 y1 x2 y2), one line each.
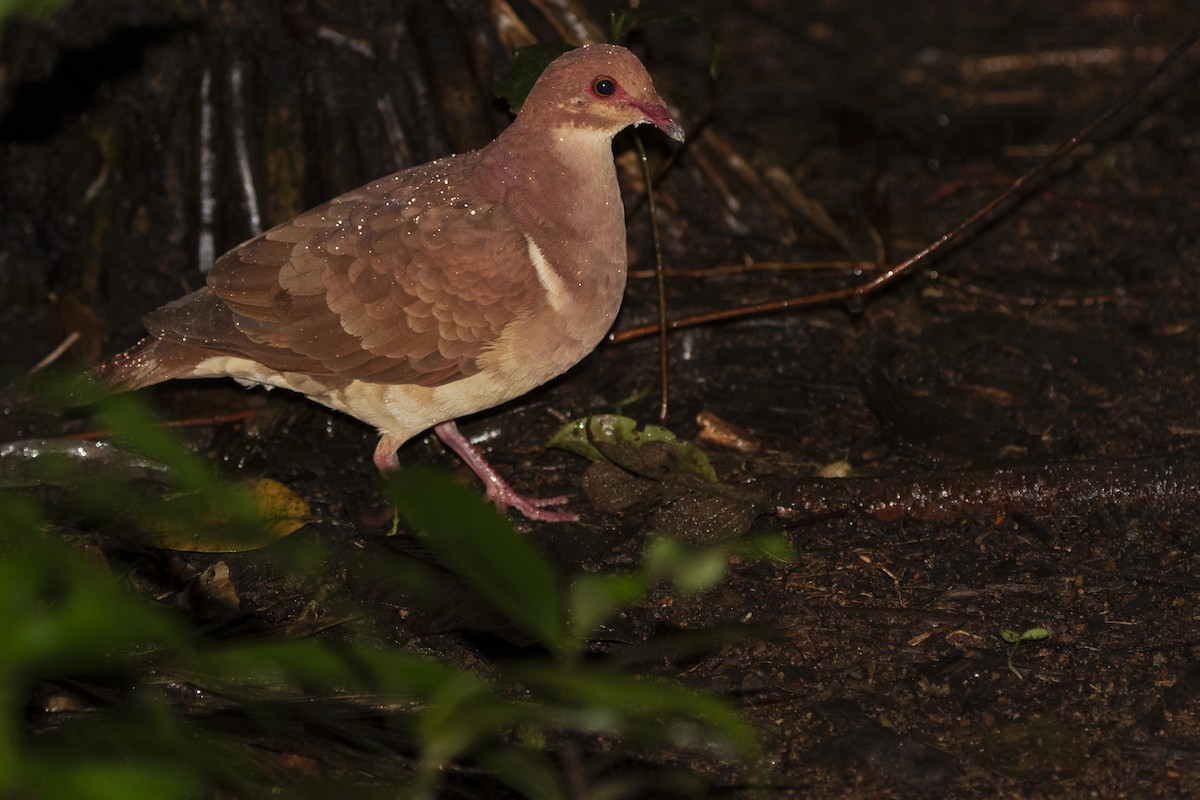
524 233 572 312
551 121 616 147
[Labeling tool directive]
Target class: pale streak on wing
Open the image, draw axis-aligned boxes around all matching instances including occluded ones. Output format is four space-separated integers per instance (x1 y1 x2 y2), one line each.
524 233 570 313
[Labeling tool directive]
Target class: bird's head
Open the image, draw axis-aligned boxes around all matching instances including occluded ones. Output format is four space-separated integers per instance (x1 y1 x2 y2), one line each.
519 43 684 144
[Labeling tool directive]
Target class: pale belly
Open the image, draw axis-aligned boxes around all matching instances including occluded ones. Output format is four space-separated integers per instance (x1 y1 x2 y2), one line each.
187 295 617 446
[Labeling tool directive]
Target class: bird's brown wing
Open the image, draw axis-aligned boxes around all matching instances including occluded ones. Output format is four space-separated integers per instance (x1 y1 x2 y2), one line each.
146 191 545 387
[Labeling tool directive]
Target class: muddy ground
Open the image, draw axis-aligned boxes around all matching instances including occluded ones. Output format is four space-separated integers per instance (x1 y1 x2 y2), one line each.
2 0 1199 796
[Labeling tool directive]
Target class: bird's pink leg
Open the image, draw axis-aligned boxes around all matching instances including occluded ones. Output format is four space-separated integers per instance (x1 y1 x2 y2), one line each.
373 425 577 522
373 434 404 472
433 421 578 523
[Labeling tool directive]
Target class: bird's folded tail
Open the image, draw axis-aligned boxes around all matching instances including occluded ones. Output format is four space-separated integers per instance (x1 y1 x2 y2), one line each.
78 337 204 402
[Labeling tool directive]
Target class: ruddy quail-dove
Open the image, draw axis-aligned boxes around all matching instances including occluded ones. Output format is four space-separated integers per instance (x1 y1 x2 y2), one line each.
90 43 684 522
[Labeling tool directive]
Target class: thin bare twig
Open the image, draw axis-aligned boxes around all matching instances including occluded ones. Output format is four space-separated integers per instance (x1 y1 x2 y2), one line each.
28 332 81 374
61 409 260 440
633 134 671 423
934 272 1146 309
628 260 874 279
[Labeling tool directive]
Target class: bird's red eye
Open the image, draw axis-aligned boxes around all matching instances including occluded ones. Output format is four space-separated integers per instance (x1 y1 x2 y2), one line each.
592 77 616 97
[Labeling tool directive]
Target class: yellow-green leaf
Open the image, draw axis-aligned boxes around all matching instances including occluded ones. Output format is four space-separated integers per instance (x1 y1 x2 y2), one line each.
140 478 311 552
548 415 717 483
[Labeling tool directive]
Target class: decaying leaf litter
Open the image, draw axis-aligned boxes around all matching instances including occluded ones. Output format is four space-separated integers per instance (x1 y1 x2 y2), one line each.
2 0 1200 796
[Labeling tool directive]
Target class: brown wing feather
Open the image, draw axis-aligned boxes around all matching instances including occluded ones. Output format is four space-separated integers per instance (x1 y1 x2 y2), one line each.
147 164 546 387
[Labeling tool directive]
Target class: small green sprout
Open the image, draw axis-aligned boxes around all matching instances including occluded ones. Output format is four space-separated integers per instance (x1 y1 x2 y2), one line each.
1000 627 1049 680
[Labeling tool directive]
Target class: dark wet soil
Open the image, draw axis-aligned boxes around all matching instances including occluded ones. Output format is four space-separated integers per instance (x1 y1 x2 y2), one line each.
3 0 1200 796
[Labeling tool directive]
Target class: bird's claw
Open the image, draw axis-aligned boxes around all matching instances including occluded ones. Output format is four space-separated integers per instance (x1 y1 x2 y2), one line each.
486 486 578 523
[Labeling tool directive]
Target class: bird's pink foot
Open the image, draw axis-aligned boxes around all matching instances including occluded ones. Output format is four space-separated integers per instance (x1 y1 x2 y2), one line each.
483 484 577 523
374 424 578 523
434 421 578 522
